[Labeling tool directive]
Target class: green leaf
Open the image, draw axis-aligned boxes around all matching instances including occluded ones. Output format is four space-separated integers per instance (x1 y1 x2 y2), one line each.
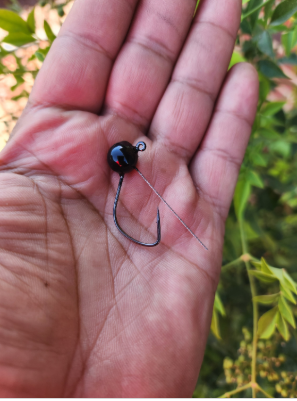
269 265 284 281
249 270 277 283
283 270 297 295
242 0 251 3
255 31 274 58
258 306 278 339
280 283 296 305
0 9 31 34
57 5 65 17
214 292 226 316
229 51 246 69
261 257 273 274
264 0 274 22
278 295 296 328
276 312 290 341
253 153 267 167
242 0 273 22
27 8 35 33
234 179 251 219
211 310 221 340
35 45 50 62
270 0 297 26
261 101 286 116
44 20 56 43
2 32 35 47
258 60 288 79
257 127 281 140
253 293 279 305
270 141 291 158
259 75 271 104
247 170 264 188
35 51 45 62
252 261 262 271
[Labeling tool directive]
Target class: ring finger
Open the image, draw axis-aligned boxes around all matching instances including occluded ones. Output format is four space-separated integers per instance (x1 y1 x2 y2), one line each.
149 0 242 162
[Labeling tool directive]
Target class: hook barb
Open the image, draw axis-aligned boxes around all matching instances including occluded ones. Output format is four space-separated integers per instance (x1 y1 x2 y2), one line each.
113 175 161 247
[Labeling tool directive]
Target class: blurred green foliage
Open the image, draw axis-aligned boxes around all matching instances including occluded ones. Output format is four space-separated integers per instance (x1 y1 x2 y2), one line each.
0 0 297 398
196 0 297 397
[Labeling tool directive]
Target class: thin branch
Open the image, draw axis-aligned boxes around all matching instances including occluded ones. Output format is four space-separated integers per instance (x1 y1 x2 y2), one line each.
239 219 259 398
219 382 251 398
222 257 244 270
241 0 273 21
256 384 274 398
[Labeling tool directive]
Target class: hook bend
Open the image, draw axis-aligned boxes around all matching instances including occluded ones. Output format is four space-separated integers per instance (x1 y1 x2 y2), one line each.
113 175 161 247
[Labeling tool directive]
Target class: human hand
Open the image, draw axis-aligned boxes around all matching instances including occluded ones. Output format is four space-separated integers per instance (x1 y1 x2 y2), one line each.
0 0 258 396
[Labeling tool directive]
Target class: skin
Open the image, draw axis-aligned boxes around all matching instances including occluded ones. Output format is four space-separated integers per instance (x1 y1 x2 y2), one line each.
0 0 259 397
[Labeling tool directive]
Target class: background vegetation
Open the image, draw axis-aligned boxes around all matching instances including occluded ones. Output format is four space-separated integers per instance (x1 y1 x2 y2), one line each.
0 0 297 397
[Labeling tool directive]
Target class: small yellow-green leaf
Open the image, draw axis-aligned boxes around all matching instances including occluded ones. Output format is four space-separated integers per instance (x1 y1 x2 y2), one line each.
252 261 262 271
261 258 273 275
249 270 277 283
280 283 296 305
44 20 56 43
258 306 278 339
229 51 246 69
269 265 284 282
211 310 221 340
283 270 297 295
214 292 226 316
270 141 291 159
27 8 35 33
247 170 264 188
276 312 290 341
234 179 251 219
253 293 279 305
278 295 296 328
261 101 286 116
253 153 267 167
0 9 31 34
3 32 35 47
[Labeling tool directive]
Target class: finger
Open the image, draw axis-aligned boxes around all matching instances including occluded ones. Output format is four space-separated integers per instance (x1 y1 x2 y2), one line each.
190 63 259 221
149 0 242 162
104 0 197 129
29 0 139 113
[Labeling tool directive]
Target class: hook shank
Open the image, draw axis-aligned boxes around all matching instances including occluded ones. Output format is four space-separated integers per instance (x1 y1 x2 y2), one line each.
113 174 161 247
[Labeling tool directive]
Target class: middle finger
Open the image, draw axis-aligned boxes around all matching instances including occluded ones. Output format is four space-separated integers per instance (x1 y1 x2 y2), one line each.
104 0 197 130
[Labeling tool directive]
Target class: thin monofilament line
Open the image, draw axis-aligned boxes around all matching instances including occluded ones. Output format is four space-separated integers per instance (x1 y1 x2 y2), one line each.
135 167 208 251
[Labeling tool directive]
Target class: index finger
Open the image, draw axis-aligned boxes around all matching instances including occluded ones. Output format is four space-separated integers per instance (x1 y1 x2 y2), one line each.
29 0 139 113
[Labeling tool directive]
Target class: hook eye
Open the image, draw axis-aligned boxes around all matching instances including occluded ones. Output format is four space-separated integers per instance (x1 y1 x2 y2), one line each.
135 141 146 152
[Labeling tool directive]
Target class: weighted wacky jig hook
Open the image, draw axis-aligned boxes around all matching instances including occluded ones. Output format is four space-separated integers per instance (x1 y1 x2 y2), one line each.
107 140 208 250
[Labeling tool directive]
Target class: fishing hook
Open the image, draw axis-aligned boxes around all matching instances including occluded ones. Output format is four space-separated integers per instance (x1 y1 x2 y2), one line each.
107 140 208 250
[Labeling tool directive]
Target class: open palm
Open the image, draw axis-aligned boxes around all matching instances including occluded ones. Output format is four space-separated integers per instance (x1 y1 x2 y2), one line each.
0 0 258 396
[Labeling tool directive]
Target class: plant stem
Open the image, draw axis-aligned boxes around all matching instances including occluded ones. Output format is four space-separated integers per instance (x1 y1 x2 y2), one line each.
241 0 273 21
219 382 251 398
239 218 259 398
222 253 259 270
256 384 274 398
222 257 244 270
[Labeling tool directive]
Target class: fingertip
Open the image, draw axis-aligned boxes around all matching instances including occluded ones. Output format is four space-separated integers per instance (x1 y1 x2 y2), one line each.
230 61 259 86
229 62 259 98
216 62 259 125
